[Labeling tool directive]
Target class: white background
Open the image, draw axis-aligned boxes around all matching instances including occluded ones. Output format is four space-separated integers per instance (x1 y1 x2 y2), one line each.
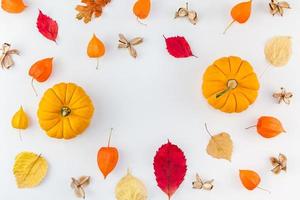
0 0 299 199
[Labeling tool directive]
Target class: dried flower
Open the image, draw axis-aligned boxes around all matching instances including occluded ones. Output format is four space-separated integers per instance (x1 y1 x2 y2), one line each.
175 2 198 25
118 34 143 58
270 153 287 174
0 43 19 69
273 87 293 104
192 173 214 191
71 176 91 199
269 0 291 16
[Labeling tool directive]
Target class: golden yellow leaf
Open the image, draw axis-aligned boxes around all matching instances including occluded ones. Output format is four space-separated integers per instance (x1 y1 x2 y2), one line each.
265 36 292 67
206 132 233 161
13 152 48 188
11 106 29 130
115 170 147 200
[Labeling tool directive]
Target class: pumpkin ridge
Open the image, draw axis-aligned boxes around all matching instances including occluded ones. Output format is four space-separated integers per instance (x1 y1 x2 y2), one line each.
228 57 232 73
237 72 256 82
45 120 62 135
234 60 244 76
49 88 64 105
68 87 86 106
65 118 78 137
232 93 239 112
40 118 61 131
218 91 231 109
237 91 252 104
213 64 228 77
65 83 77 104
53 83 67 104
40 97 61 110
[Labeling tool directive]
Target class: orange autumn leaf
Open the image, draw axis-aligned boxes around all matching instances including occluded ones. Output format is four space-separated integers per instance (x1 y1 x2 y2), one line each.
133 0 151 21
224 0 252 34
239 170 260 190
76 0 111 23
97 128 119 179
1 0 26 13
29 57 53 96
87 34 105 69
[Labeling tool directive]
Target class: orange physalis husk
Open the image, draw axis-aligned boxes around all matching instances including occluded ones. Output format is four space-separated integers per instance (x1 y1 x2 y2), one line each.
1 0 26 13
246 116 286 138
223 0 252 34
239 170 270 193
87 34 105 70
97 128 119 179
28 57 53 96
133 0 151 25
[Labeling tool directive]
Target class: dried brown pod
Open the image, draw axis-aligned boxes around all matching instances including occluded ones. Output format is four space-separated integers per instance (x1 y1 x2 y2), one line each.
118 34 143 58
192 173 214 191
175 2 198 25
269 0 291 16
0 43 19 69
270 153 287 174
71 176 91 199
273 87 293 104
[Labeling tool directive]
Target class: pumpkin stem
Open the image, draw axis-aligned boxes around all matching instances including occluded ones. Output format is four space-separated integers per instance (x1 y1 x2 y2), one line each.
136 17 147 26
31 78 38 97
216 79 237 98
61 106 71 117
107 128 114 147
257 186 271 194
245 125 256 129
223 20 235 34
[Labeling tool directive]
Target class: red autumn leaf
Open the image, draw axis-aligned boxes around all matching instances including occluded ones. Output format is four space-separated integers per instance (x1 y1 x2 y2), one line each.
153 140 187 199
164 35 195 58
37 10 58 42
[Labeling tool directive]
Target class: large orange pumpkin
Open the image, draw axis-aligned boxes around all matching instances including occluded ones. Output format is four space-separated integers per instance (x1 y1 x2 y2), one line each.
37 82 94 139
202 56 260 113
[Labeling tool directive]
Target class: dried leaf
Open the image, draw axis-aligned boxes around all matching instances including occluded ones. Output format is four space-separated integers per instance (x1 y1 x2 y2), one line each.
75 0 111 23
13 152 48 188
265 36 292 67
205 124 233 161
71 176 90 199
118 34 143 58
269 0 291 16
36 10 58 42
273 87 293 104
153 140 187 199
115 170 147 200
192 173 214 191
0 43 19 69
174 3 198 25
164 35 195 58
270 153 287 174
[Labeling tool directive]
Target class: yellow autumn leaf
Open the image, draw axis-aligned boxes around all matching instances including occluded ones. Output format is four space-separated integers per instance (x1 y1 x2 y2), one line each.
115 170 147 200
206 132 233 161
13 152 48 188
265 36 292 67
11 106 29 130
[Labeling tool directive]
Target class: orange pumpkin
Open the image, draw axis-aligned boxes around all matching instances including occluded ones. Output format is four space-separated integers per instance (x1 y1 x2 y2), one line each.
202 56 260 113
37 82 94 139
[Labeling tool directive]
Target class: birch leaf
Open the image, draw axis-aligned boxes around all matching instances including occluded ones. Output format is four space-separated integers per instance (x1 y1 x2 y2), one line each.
115 170 147 200
13 152 48 188
206 132 233 161
265 36 292 67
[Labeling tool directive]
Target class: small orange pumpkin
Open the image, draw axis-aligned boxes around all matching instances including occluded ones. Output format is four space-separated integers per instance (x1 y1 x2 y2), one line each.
38 82 94 139
202 56 260 113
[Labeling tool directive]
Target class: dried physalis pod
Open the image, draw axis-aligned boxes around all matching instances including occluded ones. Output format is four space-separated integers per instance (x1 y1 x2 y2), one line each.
270 153 287 174
192 173 214 191
118 34 143 58
273 87 293 104
71 176 91 199
0 43 19 69
269 0 291 16
175 2 198 25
